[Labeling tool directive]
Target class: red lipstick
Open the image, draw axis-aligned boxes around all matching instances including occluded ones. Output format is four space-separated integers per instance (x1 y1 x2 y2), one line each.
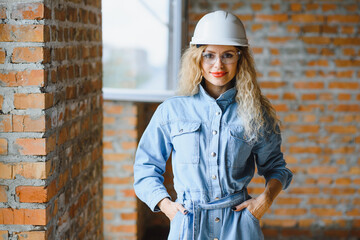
211 71 227 77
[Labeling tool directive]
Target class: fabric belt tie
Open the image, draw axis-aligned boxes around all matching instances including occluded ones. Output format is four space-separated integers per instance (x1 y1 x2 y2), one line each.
176 189 249 240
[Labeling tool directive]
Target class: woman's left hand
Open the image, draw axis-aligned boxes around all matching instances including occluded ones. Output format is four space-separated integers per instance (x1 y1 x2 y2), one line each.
231 193 273 220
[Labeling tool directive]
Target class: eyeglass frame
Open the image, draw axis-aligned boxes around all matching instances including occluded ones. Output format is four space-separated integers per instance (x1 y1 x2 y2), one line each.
201 51 241 65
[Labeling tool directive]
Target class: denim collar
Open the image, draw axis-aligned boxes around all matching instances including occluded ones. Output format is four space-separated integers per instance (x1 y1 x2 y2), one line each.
198 84 237 110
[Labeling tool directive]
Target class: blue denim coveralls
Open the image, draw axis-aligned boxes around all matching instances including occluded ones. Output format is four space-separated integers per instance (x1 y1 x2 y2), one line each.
134 85 293 240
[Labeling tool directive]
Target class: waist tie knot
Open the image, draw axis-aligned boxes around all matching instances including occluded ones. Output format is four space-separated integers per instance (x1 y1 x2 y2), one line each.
175 189 249 240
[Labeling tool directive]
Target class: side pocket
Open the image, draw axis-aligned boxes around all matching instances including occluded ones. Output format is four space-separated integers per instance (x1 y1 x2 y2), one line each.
168 211 184 239
244 208 260 223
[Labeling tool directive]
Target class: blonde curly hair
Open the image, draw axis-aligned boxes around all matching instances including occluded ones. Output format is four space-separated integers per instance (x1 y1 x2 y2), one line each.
177 45 280 140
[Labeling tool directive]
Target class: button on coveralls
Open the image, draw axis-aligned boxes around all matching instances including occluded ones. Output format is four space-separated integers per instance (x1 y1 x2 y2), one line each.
134 86 293 240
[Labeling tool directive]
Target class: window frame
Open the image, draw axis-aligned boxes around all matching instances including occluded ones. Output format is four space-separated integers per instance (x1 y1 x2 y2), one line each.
102 0 186 102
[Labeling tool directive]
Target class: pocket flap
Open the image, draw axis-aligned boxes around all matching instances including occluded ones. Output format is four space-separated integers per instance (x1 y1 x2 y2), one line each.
170 122 201 137
229 127 254 143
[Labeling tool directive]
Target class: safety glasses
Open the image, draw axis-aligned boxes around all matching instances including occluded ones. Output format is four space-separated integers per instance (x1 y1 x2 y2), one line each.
201 51 241 65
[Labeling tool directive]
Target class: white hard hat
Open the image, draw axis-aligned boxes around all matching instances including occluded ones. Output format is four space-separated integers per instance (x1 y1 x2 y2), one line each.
190 10 248 47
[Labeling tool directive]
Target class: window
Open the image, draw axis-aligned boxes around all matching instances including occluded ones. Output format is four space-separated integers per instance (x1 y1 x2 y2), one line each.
102 0 184 102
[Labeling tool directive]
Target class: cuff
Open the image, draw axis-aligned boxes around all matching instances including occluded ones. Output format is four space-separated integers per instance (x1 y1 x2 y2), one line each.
149 190 171 212
265 169 293 190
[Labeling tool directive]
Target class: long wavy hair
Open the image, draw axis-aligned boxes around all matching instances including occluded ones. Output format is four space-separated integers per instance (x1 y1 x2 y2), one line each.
178 45 280 140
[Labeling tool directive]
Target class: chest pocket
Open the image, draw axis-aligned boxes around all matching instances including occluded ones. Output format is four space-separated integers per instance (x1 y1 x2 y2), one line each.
171 122 201 164
227 127 254 168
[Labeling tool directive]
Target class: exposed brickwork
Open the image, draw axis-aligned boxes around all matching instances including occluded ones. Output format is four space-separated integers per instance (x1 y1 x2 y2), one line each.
103 101 138 240
0 0 102 239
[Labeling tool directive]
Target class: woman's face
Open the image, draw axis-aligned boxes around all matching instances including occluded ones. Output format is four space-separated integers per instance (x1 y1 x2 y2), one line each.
201 45 239 95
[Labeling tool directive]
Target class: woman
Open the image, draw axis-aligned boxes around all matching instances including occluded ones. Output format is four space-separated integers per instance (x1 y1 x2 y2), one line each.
134 10 293 240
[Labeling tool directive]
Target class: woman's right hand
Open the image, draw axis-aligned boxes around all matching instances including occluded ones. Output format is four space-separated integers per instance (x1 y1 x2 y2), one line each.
158 198 188 221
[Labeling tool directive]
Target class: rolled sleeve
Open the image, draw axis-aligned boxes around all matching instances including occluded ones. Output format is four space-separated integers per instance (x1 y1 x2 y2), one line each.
253 126 293 190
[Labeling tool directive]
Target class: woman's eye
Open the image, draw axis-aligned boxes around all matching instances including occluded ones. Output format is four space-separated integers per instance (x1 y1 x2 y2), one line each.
203 53 215 59
222 53 234 59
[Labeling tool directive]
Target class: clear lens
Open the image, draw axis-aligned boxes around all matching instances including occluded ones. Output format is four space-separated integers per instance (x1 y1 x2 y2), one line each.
202 51 240 65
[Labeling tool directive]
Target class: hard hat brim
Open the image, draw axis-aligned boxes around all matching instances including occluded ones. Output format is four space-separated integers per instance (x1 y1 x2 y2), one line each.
190 38 249 47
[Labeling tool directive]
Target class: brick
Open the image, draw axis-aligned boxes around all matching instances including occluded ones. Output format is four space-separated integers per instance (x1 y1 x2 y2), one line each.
0 163 12 179
0 115 12 132
335 59 360 67
291 125 319 133
273 104 288 112
15 138 48 155
0 95 4 110
275 197 302 205
282 229 312 237
267 37 293 44
256 14 288 22
262 219 297 228
323 188 356 195
13 162 50 179
0 48 5 63
290 3 302 11
0 208 47 225
301 93 316 101
12 47 44 63
327 15 360 23
103 153 132 162
251 24 263 32
341 26 354 34
104 177 133 185
330 104 360 112
308 59 328 67
0 186 7 202
322 4 336 11
287 25 300 33
259 81 286 88
0 24 44 42
0 139 8 155
13 115 46 132
121 212 137 221
18 69 46 86
12 3 45 20
13 93 53 109
294 82 324 89
104 105 124 114
289 187 320 194
289 146 322 154
274 208 307 216
109 225 136 233
325 125 357 134
329 82 359 89
308 197 337 205
307 166 337 174
16 186 48 203
311 208 342 217
303 25 320 33
333 38 360 45
335 178 351 185
17 231 46 240
302 37 331 45
0 5 6 18
292 14 324 23
231 3 244 10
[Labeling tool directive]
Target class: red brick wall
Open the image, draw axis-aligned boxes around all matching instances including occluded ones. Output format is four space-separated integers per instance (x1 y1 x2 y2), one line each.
0 0 103 239
102 101 138 240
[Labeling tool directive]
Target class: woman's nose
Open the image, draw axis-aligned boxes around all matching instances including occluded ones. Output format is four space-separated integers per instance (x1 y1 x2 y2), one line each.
213 57 224 68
